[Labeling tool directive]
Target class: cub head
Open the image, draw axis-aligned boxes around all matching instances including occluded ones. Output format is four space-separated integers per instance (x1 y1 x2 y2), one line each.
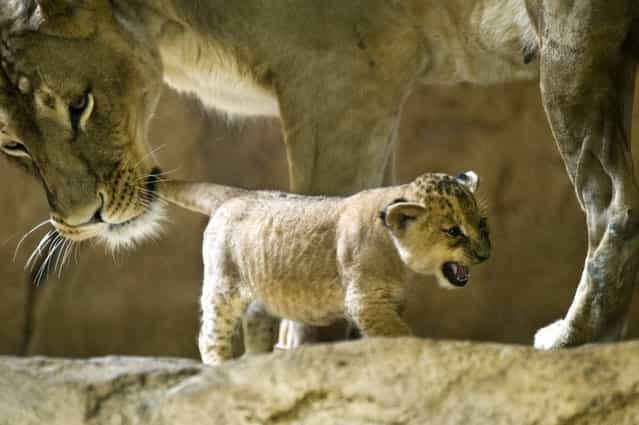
380 171 491 288
0 0 164 249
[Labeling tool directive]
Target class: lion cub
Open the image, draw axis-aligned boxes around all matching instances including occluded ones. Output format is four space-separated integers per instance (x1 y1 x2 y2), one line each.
159 172 490 365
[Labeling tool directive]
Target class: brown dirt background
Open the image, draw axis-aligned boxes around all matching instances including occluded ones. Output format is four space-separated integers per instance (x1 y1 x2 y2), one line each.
1 82 638 357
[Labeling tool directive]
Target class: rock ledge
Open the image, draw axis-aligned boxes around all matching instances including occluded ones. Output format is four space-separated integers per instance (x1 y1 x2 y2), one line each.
1 338 638 425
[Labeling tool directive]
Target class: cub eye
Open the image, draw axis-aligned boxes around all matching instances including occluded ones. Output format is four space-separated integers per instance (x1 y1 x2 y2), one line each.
1 140 30 158
68 92 94 131
447 226 463 238
479 217 488 229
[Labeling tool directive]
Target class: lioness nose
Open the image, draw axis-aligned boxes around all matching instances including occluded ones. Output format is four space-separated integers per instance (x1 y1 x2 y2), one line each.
51 195 104 227
90 193 105 223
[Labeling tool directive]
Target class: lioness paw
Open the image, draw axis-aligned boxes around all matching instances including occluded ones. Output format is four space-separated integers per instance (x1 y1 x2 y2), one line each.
534 319 568 350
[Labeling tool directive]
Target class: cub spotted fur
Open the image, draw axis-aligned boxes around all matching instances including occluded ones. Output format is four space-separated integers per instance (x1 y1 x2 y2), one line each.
159 172 491 365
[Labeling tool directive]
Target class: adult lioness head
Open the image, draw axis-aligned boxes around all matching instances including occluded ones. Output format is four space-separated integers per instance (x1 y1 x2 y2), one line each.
0 0 164 249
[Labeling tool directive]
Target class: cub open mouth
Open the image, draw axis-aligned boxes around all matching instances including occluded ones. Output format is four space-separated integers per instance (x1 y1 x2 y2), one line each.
442 262 469 287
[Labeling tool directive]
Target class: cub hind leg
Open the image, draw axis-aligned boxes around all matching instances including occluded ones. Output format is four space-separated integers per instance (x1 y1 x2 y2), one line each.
242 301 280 355
199 276 248 365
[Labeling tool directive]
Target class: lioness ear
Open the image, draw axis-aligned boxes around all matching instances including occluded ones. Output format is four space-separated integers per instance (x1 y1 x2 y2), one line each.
36 0 110 38
455 171 480 193
381 202 426 234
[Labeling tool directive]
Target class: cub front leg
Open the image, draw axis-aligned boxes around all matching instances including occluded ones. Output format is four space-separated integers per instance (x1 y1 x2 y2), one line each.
345 282 411 337
199 277 248 366
349 304 412 337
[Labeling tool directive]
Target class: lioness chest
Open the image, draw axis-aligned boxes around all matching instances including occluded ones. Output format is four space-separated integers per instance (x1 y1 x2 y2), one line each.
210 198 346 325
158 27 280 117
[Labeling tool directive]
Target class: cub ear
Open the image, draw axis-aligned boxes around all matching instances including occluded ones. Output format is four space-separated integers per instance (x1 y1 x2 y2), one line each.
35 0 110 38
455 171 480 193
380 202 426 234
36 0 74 18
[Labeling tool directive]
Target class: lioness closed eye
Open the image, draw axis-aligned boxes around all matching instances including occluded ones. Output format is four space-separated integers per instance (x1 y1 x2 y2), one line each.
159 171 491 365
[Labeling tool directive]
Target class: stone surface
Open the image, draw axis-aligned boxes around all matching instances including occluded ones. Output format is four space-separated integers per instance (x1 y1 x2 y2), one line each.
2 339 639 424
1 82 639 357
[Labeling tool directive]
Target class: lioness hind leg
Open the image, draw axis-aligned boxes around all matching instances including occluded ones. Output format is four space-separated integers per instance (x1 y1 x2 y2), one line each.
242 301 279 355
199 279 248 365
534 1 639 348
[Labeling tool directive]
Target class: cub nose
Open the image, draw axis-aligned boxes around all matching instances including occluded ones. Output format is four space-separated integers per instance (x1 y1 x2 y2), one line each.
476 253 490 262
475 244 491 262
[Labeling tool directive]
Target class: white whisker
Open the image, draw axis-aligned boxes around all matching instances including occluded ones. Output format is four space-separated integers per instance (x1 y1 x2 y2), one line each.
58 239 75 278
52 236 65 274
25 230 54 271
135 166 182 182
34 233 63 286
132 144 166 170
13 219 51 262
142 177 175 185
72 241 81 265
54 238 70 277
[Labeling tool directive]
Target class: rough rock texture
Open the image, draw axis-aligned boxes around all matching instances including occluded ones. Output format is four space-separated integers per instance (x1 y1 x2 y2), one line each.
2 339 639 425
1 83 639 357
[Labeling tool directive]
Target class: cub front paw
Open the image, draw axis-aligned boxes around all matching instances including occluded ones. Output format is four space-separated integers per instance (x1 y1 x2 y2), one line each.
534 319 568 350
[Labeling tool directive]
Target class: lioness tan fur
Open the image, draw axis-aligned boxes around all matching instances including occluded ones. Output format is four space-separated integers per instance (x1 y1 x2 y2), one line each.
158 172 490 364
1 0 638 350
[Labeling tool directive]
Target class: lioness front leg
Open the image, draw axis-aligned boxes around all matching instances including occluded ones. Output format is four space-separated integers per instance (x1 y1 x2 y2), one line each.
534 1 639 348
275 68 416 347
278 109 399 347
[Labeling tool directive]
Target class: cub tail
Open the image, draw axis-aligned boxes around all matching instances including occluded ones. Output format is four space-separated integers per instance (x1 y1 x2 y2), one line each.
156 180 248 216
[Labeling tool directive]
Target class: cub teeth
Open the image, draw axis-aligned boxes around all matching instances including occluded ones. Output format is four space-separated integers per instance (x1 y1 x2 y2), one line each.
457 264 469 281
443 262 469 285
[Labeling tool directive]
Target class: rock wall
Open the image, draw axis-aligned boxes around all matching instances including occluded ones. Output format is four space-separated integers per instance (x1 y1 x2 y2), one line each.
2 339 639 424
0 82 638 357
